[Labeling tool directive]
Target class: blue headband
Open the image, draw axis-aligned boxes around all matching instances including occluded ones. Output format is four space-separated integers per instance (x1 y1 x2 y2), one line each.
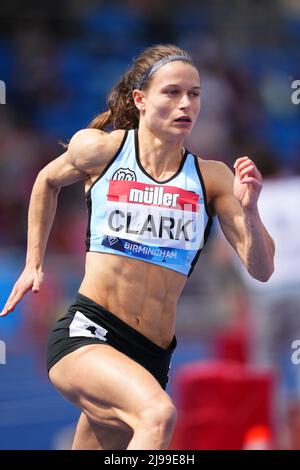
136 54 194 89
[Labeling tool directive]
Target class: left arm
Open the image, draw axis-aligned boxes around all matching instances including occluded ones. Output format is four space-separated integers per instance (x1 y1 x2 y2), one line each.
211 157 275 282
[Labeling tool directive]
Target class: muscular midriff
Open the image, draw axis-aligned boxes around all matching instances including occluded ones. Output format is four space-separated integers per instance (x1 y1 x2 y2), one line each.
79 252 186 349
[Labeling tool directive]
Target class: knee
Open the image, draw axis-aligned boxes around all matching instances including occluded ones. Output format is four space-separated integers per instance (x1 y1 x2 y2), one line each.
137 398 177 438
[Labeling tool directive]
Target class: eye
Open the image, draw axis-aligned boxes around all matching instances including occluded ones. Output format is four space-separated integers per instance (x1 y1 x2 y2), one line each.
189 91 200 97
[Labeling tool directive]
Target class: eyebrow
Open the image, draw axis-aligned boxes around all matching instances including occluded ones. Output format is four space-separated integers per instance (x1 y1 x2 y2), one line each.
162 84 201 89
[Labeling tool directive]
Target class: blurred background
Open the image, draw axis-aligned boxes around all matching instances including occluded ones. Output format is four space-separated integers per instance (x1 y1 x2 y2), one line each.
0 0 299 450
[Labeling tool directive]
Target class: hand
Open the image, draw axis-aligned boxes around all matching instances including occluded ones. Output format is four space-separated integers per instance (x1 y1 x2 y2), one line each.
233 157 263 210
0 266 44 317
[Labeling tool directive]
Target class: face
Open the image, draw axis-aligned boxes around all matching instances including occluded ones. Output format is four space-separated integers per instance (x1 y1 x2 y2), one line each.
134 61 201 140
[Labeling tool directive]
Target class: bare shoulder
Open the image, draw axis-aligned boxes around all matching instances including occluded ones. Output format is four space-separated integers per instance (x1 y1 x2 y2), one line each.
194 157 234 216
197 157 234 198
68 128 126 175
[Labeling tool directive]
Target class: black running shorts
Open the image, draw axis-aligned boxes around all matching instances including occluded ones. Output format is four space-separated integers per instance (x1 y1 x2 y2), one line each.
47 293 177 390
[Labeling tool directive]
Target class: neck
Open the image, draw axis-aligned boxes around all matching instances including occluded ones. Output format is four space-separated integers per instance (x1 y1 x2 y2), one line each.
136 124 185 180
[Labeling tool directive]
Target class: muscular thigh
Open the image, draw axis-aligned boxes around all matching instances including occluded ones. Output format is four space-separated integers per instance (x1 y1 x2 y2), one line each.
49 344 173 430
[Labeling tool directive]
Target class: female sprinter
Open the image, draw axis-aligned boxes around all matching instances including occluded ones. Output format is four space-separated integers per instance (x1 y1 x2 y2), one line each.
1 44 275 450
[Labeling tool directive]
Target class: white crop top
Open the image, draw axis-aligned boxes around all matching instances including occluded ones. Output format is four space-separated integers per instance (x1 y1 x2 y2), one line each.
85 129 213 277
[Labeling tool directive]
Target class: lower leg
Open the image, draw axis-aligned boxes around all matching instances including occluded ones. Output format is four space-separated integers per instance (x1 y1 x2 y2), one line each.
72 412 101 450
72 412 132 450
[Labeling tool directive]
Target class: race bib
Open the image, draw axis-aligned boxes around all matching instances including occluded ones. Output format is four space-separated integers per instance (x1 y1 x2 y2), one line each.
101 180 204 251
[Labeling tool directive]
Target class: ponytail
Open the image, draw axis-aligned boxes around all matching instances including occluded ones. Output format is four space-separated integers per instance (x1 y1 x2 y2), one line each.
88 44 194 132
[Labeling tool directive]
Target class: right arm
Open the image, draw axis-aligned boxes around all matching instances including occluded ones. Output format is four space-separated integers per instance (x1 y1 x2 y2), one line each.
0 128 119 317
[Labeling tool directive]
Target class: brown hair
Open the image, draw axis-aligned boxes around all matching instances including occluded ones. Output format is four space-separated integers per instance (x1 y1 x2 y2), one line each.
88 44 194 131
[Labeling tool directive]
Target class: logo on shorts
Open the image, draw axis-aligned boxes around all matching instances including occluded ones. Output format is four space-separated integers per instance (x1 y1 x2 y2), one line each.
69 311 108 341
85 326 97 336
112 168 137 181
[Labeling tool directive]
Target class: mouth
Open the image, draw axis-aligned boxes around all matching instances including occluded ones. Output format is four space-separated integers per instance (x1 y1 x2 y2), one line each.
174 116 192 124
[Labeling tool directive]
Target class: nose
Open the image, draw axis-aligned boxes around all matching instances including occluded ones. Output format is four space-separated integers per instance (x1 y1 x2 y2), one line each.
179 93 191 109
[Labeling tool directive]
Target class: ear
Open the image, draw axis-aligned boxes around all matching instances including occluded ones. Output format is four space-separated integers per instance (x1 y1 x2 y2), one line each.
132 89 146 112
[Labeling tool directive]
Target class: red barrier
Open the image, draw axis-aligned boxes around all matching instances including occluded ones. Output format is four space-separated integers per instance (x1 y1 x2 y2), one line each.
170 361 276 450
